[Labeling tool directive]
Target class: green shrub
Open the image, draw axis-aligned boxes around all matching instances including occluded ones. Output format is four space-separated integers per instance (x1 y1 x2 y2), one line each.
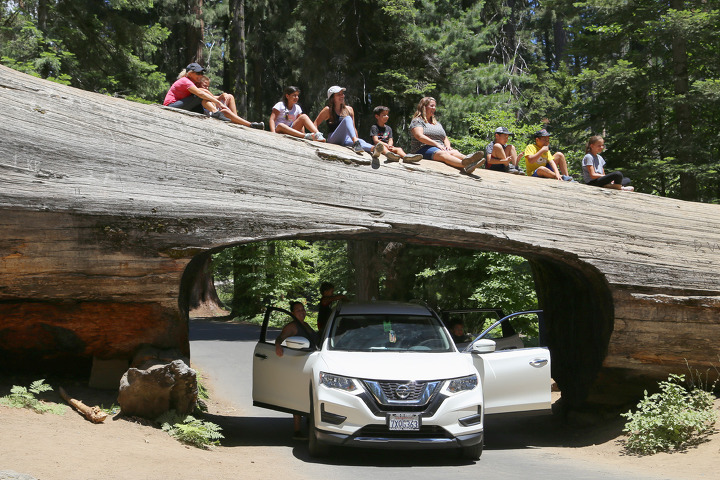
622 374 717 455
0 379 66 415
157 410 224 449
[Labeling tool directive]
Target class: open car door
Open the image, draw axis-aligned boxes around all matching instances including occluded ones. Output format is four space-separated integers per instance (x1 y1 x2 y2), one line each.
252 306 318 415
471 344 551 415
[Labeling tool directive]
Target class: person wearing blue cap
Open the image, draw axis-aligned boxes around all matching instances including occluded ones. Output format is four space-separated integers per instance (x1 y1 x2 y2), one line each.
523 129 573 181
163 63 263 129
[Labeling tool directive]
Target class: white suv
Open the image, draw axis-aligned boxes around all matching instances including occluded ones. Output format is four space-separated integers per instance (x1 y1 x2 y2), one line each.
252 301 551 459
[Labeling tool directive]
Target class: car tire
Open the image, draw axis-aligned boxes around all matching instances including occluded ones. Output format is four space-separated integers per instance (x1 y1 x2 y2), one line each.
461 440 483 460
308 397 330 458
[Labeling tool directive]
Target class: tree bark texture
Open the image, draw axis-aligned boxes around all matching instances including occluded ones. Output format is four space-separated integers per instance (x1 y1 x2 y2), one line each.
1 66 720 404
187 0 205 65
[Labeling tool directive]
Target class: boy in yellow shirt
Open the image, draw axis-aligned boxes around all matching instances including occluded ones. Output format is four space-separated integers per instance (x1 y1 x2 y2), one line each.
524 129 573 181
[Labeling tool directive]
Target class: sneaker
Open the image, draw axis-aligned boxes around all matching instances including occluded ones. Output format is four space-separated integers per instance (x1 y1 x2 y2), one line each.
371 143 385 158
561 175 575 182
352 140 364 154
314 132 326 142
402 153 423 163
621 185 635 192
385 151 401 162
250 121 264 130
462 151 485 168
463 157 485 174
304 132 314 140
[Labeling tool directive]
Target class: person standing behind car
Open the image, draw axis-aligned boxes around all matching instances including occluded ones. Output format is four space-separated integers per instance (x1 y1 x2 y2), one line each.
317 282 348 333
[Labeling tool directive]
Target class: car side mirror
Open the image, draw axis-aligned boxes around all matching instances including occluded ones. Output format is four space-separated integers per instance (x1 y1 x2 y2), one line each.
284 336 311 350
471 339 496 354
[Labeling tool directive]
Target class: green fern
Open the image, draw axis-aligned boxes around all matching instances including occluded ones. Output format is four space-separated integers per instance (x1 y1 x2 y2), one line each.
0 379 66 415
157 410 223 449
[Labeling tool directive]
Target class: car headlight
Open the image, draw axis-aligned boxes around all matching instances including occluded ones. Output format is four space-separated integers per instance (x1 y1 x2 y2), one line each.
445 374 478 394
319 372 358 392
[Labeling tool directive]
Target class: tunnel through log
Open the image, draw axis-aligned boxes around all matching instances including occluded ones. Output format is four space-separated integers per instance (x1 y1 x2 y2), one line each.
529 256 615 407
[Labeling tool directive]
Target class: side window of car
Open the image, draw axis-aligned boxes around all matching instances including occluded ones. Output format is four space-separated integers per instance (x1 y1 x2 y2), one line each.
263 327 281 345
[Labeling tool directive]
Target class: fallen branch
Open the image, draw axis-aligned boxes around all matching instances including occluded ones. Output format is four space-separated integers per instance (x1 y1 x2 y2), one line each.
59 386 108 423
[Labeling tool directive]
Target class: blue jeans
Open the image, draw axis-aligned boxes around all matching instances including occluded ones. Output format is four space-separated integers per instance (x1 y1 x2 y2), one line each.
328 116 373 152
167 95 202 111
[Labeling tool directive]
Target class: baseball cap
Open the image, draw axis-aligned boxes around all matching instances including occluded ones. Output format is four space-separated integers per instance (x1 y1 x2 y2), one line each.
495 127 513 135
327 85 346 99
534 129 552 138
186 63 206 73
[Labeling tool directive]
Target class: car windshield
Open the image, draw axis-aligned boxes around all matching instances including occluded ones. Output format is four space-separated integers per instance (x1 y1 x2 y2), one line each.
327 314 454 352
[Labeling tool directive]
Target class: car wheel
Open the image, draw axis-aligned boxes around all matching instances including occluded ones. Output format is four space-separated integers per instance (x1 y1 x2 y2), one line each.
308 397 329 458
460 440 483 460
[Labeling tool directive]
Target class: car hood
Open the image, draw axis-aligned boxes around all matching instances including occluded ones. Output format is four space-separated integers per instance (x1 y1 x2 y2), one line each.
315 350 477 381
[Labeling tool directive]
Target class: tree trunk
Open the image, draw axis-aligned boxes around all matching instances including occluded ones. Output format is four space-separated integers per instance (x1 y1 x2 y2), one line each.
553 19 566 69
229 0 247 117
4 65 720 405
186 0 204 64
184 253 226 317
672 0 695 201
381 242 408 300
38 0 48 33
348 240 380 301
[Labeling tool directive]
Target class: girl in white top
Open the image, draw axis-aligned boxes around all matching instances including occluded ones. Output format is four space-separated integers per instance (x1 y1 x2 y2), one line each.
269 86 325 141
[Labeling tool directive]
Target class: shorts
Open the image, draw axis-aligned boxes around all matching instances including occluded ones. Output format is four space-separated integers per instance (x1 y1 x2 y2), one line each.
531 163 555 177
415 145 441 160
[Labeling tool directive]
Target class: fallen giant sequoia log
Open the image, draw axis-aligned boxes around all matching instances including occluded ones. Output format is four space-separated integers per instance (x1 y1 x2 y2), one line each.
1 65 719 405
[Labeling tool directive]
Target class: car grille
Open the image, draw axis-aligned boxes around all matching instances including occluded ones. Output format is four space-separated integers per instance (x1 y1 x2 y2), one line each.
361 379 442 406
353 424 452 439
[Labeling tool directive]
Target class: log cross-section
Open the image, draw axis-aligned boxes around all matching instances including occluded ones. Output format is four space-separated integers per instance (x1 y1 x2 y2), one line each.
1 65 719 405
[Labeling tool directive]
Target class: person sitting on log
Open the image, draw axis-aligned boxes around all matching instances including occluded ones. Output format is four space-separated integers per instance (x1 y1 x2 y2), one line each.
198 75 238 119
408 97 485 174
524 129 573 181
368 106 422 163
163 63 263 129
314 85 374 154
269 86 325 141
582 135 634 191
485 127 525 175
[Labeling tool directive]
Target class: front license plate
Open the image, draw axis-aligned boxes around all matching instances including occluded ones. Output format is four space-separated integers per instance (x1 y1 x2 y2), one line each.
388 413 421 431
